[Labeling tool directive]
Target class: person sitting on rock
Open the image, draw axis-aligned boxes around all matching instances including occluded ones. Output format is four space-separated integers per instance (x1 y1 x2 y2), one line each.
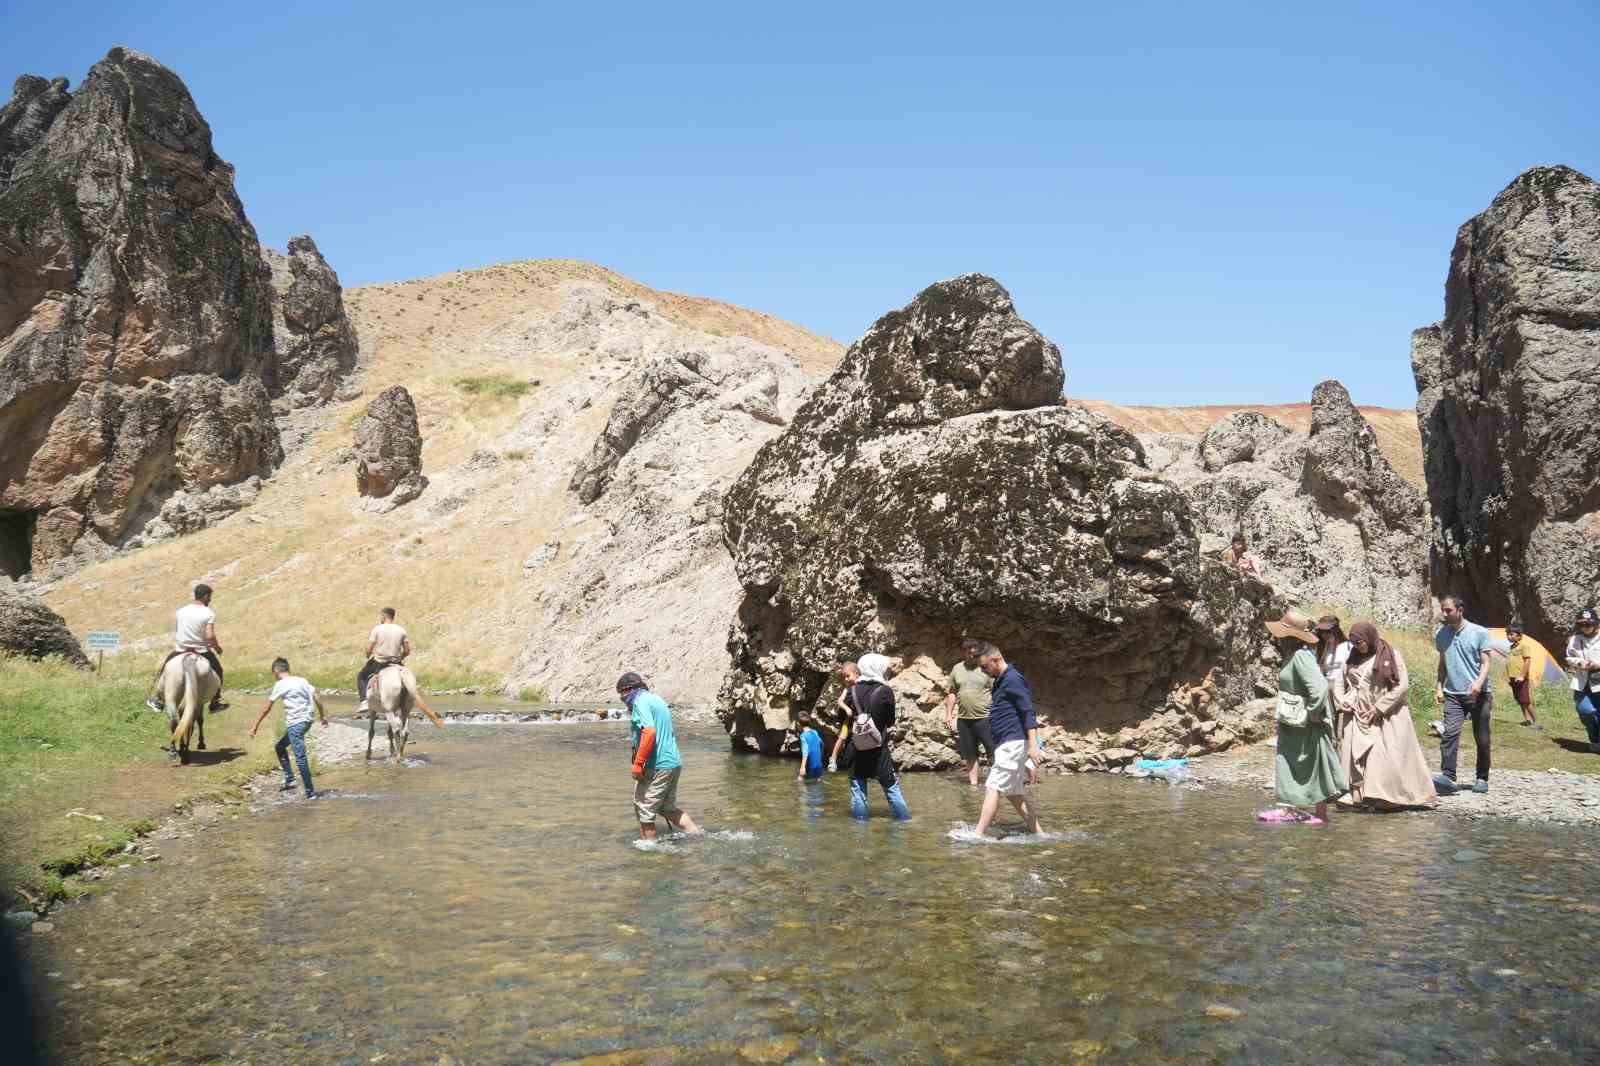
358 607 408 712
1221 533 1265 580
147 584 226 714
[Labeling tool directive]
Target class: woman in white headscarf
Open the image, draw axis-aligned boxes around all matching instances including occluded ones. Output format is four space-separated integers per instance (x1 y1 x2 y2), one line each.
842 653 911 820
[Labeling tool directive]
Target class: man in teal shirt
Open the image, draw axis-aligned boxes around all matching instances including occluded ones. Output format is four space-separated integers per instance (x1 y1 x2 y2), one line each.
1433 594 1493 794
618 672 701 841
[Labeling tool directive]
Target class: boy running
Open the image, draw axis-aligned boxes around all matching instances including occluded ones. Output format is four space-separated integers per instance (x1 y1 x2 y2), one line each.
250 657 329 799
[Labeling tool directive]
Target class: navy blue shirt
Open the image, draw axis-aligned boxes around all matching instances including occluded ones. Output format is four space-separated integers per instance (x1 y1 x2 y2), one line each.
987 665 1038 746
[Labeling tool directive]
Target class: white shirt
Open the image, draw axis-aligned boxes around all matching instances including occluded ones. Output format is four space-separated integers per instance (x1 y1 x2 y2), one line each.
270 675 318 726
369 622 408 662
1320 641 1351 681
1565 633 1600 692
174 603 215 651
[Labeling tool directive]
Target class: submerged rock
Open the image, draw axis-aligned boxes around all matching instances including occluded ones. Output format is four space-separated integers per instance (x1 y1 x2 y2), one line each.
716 273 1279 766
1415 164 1600 652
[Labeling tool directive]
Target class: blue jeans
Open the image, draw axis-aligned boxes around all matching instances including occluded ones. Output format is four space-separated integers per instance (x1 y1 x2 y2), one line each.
1574 690 1600 744
849 753 911 821
275 720 314 795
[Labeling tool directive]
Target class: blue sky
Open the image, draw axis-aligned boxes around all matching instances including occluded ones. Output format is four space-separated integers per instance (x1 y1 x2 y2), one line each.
3 2 1595 407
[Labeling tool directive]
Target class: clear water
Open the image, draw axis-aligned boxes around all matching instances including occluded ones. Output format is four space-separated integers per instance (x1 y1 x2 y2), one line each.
25 722 1600 1064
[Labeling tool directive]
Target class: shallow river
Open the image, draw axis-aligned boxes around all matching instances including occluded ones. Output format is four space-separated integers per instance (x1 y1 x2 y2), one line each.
24 720 1600 1064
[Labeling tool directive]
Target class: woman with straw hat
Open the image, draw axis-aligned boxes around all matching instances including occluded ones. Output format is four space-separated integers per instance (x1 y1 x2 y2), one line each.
1259 609 1348 825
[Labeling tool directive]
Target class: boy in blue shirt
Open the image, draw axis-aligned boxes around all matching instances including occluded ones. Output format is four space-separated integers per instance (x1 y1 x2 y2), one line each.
795 714 824 782
618 671 702 842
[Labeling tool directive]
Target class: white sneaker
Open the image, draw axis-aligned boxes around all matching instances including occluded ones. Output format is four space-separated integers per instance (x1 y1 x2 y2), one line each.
356 699 369 713
1428 719 1445 737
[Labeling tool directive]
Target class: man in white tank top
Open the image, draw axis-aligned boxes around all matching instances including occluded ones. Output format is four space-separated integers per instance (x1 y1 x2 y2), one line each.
147 584 227 713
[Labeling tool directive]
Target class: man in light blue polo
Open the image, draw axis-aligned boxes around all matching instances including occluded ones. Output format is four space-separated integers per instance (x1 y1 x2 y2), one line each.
618 671 702 842
1433 594 1493 794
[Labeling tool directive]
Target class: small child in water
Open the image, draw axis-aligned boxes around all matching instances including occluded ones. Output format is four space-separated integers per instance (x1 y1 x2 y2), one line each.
796 715 824 782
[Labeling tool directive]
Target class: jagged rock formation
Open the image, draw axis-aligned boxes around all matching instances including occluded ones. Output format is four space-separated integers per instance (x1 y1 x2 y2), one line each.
0 587 88 666
354 385 426 509
264 236 360 408
715 274 1279 770
1146 380 1428 624
503 282 811 701
1414 165 1600 652
0 49 356 579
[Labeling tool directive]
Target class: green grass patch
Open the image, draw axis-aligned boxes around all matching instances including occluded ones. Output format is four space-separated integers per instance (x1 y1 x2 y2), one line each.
516 685 548 703
0 656 286 907
453 375 533 399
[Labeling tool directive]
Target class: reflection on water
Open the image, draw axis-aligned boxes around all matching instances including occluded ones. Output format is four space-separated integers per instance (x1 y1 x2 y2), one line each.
26 723 1600 1064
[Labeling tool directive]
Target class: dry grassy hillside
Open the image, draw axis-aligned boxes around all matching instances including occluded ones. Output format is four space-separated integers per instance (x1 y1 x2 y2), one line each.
37 261 842 697
35 260 1423 702
1074 398 1424 490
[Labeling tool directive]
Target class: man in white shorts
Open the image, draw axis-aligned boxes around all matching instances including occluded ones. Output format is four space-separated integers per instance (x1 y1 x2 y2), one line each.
972 642 1046 837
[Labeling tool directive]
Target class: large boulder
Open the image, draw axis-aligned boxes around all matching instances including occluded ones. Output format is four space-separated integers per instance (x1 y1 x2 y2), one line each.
715 274 1278 768
0 587 88 667
1415 165 1600 651
354 385 426 508
0 49 356 579
1152 381 1429 624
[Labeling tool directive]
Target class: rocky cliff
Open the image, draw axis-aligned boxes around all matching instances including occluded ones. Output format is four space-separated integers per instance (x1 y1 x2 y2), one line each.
1414 165 1600 652
716 275 1279 771
1144 380 1429 624
0 49 356 581
503 282 811 701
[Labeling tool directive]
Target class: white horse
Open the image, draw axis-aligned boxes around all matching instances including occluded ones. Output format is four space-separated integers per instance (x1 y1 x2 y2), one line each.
366 663 417 762
159 651 218 764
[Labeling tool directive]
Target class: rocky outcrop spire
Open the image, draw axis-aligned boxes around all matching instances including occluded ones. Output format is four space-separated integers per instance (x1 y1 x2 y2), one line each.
1415 165 1600 650
717 274 1276 767
0 48 358 578
354 385 426 510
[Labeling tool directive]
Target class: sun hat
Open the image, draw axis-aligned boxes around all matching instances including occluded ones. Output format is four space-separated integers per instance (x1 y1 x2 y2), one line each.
1265 609 1319 644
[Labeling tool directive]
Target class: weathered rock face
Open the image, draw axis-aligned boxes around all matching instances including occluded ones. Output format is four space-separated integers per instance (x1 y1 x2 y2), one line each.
503 282 811 703
354 385 426 508
1415 165 1600 652
263 236 360 408
716 274 1279 769
0 49 356 579
0 587 88 666
1147 381 1428 624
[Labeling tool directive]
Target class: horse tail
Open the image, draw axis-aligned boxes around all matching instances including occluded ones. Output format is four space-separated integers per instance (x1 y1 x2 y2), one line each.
173 654 200 747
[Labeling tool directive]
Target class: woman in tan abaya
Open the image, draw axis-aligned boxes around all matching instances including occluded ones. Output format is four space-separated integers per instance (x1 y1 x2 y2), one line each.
1333 621 1438 810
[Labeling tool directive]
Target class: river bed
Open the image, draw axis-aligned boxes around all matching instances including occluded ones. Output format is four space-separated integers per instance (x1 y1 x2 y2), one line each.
21 720 1600 1064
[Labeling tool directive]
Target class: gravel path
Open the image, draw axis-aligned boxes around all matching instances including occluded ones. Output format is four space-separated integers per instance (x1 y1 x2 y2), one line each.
1185 741 1600 826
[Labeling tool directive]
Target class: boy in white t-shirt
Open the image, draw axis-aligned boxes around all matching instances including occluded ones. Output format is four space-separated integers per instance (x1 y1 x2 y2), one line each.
250 657 329 799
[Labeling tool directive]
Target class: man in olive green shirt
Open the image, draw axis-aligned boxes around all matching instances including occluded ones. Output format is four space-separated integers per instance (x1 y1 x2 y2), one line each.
944 638 996 786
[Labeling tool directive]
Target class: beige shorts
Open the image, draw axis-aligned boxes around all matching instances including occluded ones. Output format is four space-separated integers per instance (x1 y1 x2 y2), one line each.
986 739 1033 796
633 767 682 822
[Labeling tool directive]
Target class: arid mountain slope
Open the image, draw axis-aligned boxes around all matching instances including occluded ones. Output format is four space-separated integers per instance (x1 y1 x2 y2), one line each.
37 260 840 702
1074 399 1424 490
